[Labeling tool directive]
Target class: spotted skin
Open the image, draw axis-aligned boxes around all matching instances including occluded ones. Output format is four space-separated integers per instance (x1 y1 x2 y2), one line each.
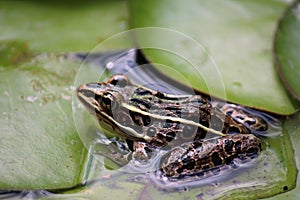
158 134 261 179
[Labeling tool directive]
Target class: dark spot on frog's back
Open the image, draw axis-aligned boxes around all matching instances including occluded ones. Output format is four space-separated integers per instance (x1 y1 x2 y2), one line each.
130 98 151 110
235 141 242 154
224 139 234 154
228 126 242 134
163 120 181 130
134 87 152 96
192 140 203 149
176 167 184 174
155 91 181 101
155 91 165 98
211 152 223 166
226 109 233 115
182 157 196 170
246 147 259 157
166 131 176 142
165 106 181 113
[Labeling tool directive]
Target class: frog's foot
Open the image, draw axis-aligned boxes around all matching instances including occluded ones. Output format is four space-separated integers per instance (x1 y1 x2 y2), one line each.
131 141 153 162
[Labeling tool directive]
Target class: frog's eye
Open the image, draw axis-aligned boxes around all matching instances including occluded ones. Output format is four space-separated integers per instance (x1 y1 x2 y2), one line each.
101 92 119 110
108 74 130 88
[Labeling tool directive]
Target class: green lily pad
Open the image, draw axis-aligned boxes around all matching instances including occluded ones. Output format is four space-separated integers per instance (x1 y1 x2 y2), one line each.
265 112 300 200
0 41 90 190
128 0 299 115
274 0 300 101
0 0 129 191
0 0 128 52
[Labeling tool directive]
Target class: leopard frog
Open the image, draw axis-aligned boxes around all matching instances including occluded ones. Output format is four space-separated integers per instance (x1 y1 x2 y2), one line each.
77 75 266 180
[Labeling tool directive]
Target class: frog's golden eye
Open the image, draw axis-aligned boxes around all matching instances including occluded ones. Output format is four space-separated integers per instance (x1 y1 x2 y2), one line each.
101 92 119 110
108 74 130 88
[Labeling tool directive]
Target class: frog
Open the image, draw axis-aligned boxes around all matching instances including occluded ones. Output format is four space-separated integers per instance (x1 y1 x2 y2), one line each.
77 74 266 180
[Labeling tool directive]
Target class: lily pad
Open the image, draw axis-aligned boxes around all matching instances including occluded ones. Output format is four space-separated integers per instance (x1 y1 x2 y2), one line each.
274 0 300 101
128 0 299 115
265 112 300 200
0 41 90 189
0 0 129 191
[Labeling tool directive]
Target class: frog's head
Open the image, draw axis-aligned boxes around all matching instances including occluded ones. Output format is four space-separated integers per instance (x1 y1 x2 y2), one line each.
77 74 151 141
76 75 131 117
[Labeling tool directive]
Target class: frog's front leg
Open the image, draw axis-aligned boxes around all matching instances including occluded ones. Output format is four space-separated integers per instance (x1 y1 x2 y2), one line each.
131 141 153 162
93 140 132 166
93 139 154 166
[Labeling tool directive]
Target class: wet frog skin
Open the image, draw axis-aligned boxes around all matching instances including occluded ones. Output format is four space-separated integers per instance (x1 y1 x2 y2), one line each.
157 134 261 180
77 75 266 179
